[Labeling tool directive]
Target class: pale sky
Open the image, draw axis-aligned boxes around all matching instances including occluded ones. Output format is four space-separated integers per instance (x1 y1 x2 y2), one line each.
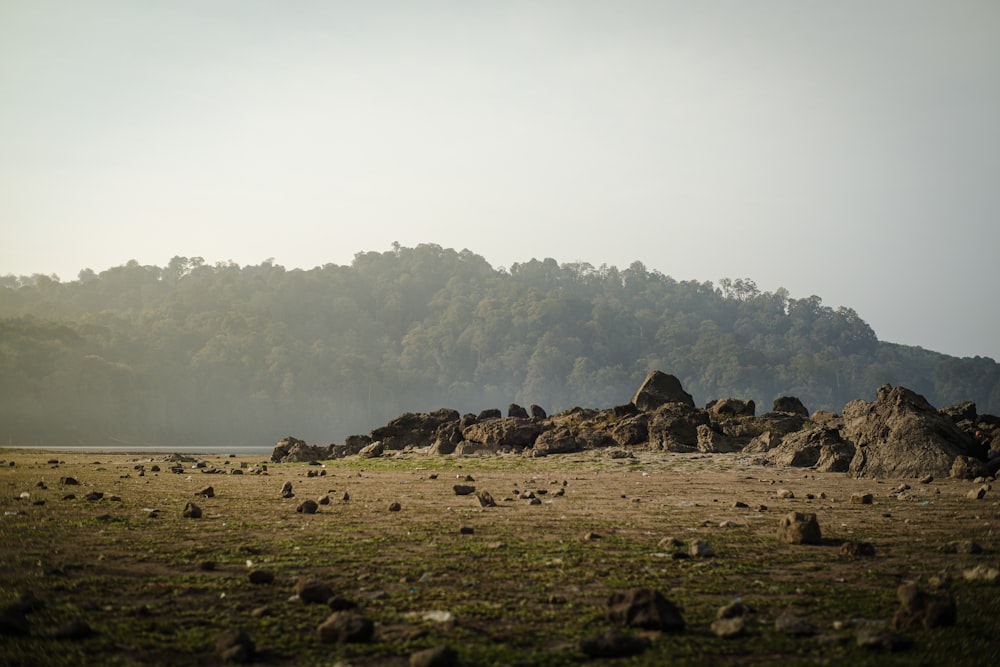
2 1 998 360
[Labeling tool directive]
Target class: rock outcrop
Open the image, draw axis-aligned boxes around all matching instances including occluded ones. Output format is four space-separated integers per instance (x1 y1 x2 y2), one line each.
842 385 982 478
631 371 695 410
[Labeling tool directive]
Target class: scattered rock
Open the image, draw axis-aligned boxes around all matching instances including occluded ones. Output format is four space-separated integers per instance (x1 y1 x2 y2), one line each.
83 491 104 501
840 541 876 557
606 587 685 632
183 502 202 519
777 512 822 545
459 525 474 535
409 645 459 667
197 486 215 498
776 489 795 499
631 370 695 410
317 495 331 505
963 565 999 583
453 485 475 496
717 601 750 619
951 455 988 480
248 570 275 585
388 502 402 512
689 540 715 557
296 500 319 514
966 486 988 500
214 627 255 663
317 611 374 643
892 582 957 630
59 477 79 485
851 493 874 504
919 474 934 484
579 629 651 658
280 481 294 498
50 620 95 640
711 616 745 638
295 578 334 604
476 491 496 507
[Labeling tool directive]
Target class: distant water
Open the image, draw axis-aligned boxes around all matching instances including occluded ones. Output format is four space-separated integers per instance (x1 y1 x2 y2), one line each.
3 445 274 456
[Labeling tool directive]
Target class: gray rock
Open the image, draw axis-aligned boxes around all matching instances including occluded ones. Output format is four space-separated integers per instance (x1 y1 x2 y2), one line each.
777 512 821 545
711 616 745 638
317 611 374 643
631 370 695 410
295 578 334 604
606 587 685 632
182 502 202 519
280 481 294 498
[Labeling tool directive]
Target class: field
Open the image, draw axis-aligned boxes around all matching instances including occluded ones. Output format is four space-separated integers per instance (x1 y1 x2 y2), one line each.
1 448 998 666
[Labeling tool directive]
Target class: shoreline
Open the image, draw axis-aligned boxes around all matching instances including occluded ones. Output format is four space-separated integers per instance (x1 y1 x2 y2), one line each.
1 444 274 456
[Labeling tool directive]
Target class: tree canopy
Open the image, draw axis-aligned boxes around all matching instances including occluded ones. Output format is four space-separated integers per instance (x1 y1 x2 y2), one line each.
2 244 997 446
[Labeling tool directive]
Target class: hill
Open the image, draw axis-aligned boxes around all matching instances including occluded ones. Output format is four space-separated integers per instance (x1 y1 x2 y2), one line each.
1 243 998 445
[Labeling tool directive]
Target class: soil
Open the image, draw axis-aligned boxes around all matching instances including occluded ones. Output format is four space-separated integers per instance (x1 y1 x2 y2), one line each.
1 448 998 666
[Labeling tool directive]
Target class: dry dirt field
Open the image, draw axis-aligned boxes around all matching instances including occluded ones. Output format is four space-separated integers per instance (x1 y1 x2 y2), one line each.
1 448 998 666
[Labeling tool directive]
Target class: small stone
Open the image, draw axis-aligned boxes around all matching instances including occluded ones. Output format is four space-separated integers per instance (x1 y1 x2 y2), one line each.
963 565 1000 583
199 561 216 571
388 502 402 512
280 481 294 498
528 497 542 505
197 486 214 498
59 477 79 485
606 587 685 632
919 474 933 484
711 616 746 638
717 601 750 619
249 606 270 618
83 491 104 501
856 628 914 651
777 511 822 545
584 532 602 541
689 539 715 557
409 645 459 667
776 489 795 499
892 582 957 630
733 501 749 508
296 500 318 514
342 491 350 501
248 570 275 585
966 486 988 500
851 493 874 505
953 539 983 554
317 495 331 505
183 502 202 519
458 525 474 535
295 578 334 604
214 627 255 663
317 611 374 643
453 485 475 496
840 541 876 557
476 491 496 507
50 620 95 640
658 537 683 548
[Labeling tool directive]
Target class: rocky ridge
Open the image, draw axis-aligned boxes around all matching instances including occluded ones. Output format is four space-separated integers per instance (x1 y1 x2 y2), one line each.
273 370 999 479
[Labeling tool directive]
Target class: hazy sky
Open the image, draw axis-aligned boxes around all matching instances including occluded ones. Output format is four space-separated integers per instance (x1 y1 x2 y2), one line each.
2 1 998 360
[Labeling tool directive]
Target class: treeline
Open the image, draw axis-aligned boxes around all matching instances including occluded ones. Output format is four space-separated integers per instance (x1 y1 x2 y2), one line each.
2 244 998 446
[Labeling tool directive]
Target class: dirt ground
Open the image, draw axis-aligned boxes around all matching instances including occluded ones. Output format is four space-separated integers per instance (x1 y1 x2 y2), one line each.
1 448 998 666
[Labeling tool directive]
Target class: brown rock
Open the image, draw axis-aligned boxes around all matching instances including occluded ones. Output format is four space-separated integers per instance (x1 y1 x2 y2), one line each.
579 629 651 658
892 582 956 630
777 512 822 545
606 587 685 632
182 502 202 519
317 611 374 643
214 628 255 663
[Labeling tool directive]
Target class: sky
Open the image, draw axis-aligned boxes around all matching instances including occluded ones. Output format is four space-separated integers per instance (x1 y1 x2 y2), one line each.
2 1 998 361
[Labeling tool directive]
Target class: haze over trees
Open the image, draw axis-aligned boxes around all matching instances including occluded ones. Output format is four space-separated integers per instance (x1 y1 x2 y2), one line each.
2 244 997 446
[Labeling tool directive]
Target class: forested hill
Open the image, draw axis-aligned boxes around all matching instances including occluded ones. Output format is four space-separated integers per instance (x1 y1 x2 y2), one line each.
2 244 998 446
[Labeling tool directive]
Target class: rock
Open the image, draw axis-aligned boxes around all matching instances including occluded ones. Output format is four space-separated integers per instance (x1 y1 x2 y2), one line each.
774 613 815 636
317 611 374 643
757 427 855 472
533 426 585 455
606 587 685 632
59 476 79 485
646 403 710 451
0 608 29 637
388 502 402 512
317 495 331 505
453 485 476 496
717 601 749 619
296 500 318 514
773 396 810 416
462 417 542 450
966 486 988 500
476 491 497 507
696 425 746 453
358 441 385 458
777 512 822 545
409 645 459 667
197 486 214 498
507 403 529 419
214 627 255 663
776 489 795 499
842 385 982 478
371 408 461 450
689 540 715 557
530 404 547 419
579 629 651 658
919 474 934 484
851 493 874 504
271 436 332 463
962 565 999 582
892 582 957 630
280 481 294 498
248 570 275 585
708 397 756 417
840 541 876 557
632 370 695 410
711 616 746 638
183 502 202 519
295 578 334 604
83 491 103 501
951 455 988 480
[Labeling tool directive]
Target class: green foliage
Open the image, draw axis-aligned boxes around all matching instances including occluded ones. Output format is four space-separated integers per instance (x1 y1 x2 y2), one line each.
1 244 997 445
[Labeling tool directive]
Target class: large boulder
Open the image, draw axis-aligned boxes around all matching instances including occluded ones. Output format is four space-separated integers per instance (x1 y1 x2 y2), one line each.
271 437 331 463
608 413 649 447
696 425 745 453
533 427 585 456
842 385 982 479
756 426 855 472
631 371 695 411
370 409 461 450
707 398 756 417
461 418 542 450
646 403 709 451
772 396 809 417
